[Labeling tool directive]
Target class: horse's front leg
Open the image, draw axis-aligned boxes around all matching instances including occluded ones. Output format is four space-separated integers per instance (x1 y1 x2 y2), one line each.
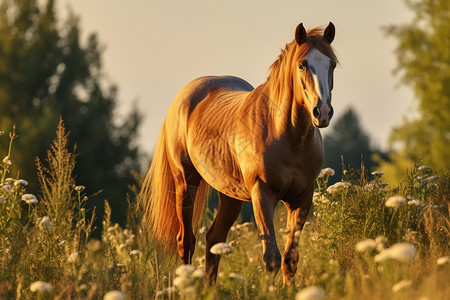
251 179 281 274
282 189 313 285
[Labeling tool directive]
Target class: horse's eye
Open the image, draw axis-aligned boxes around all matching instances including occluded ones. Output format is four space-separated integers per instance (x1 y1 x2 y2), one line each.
298 64 304 70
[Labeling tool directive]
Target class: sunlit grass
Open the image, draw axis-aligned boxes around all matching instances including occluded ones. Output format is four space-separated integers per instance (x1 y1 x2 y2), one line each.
0 123 448 299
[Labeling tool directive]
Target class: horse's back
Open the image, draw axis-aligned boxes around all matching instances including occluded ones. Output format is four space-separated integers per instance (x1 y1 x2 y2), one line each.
163 76 253 160
175 76 253 112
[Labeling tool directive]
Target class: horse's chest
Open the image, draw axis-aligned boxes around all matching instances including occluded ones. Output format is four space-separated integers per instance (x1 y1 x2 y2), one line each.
265 142 323 201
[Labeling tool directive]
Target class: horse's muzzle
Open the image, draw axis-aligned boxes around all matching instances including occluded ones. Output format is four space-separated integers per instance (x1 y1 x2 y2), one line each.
313 103 332 128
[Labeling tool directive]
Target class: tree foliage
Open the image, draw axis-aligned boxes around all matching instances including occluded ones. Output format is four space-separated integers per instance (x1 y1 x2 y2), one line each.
380 0 450 171
0 0 142 227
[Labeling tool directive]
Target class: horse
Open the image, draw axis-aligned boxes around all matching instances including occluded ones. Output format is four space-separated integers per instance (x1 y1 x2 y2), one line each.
139 22 337 285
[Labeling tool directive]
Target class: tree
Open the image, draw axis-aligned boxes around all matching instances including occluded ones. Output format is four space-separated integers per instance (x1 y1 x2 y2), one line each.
379 0 450 174
0 0 142 229
323 107 379 183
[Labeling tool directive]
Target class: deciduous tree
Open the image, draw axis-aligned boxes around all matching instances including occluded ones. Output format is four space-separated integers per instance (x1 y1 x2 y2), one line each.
0 0 142 228
378 0 450 175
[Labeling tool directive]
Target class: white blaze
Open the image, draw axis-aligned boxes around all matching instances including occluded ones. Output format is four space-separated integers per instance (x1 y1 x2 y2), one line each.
305 48 331 103
304 48 333 122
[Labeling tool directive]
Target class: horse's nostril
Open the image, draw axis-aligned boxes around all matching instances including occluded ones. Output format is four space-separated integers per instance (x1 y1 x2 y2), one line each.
313 107 320 119
329 106 334 118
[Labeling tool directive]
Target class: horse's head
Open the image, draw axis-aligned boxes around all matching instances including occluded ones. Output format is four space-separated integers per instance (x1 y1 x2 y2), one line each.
294 22 337 128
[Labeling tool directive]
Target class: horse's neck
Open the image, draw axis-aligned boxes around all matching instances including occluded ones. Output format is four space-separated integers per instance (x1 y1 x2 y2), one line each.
268 89 315 142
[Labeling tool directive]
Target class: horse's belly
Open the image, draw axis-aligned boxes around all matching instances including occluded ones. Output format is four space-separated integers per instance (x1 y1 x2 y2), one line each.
188 142 251 201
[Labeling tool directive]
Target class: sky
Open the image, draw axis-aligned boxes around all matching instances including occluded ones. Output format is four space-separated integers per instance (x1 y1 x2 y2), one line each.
58 0 415 155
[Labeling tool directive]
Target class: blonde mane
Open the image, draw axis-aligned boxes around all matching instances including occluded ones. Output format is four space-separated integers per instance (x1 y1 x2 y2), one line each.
267 26 337 135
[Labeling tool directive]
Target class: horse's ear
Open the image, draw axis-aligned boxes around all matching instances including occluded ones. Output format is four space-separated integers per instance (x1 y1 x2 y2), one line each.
324 22 335 44
295 23 307 45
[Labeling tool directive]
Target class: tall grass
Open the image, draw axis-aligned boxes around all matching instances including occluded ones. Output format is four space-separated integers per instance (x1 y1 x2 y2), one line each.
0 122 448 299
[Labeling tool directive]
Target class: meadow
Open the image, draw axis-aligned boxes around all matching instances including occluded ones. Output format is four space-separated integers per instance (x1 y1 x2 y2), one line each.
0 123 448 300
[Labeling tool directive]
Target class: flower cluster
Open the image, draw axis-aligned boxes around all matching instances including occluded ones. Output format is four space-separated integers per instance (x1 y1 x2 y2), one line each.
374 242 417 262
166 264 205 297
210 242 233 255
295 285 326 300
30 281 52 293
104 223 136 260
103 290 125 300
326 181 353 194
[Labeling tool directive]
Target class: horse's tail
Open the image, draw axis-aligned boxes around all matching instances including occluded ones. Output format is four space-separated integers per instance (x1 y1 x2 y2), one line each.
138 125 210 251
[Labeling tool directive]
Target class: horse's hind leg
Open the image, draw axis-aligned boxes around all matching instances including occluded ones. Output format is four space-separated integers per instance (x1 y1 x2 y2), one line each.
174 170 202 264
206 192 243 284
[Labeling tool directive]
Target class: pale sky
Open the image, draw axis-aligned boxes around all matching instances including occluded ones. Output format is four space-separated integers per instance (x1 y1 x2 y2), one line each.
58 0 415 155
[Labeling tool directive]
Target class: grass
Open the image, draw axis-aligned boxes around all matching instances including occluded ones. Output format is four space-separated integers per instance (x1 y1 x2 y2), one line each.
0 121 449 299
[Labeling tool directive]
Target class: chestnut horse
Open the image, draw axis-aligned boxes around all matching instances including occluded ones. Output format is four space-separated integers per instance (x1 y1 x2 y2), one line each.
139 22 337 285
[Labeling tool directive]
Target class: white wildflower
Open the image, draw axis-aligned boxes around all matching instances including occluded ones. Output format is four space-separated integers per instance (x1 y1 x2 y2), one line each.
437 256 450 266
385 196 407 208
327 181 352 193
192 268 205 278
392 280 412 292
155 290 164 300
328 259 338 266
374 243 417 262
424 176 438 183
2 156 11 166
175 264 195 277
14 179 28 186
319 167 335 177
0 196 5 204
39 216 53 230
75 185 85 192
418 165 431 173
313 192 321 202
2 183 11 192
198 226 206 234
210 242 233 255
407 198 422 206
30 281 52 293
173 276 193 290
236 222 252 229
68 252 79 263
375 235 387 251
103 290 125 300
371 171 384 176
22 194 38 204
355 239 377 252
295 285 326 300
364 183 376 191
228 272 244 283
129 250 141 256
